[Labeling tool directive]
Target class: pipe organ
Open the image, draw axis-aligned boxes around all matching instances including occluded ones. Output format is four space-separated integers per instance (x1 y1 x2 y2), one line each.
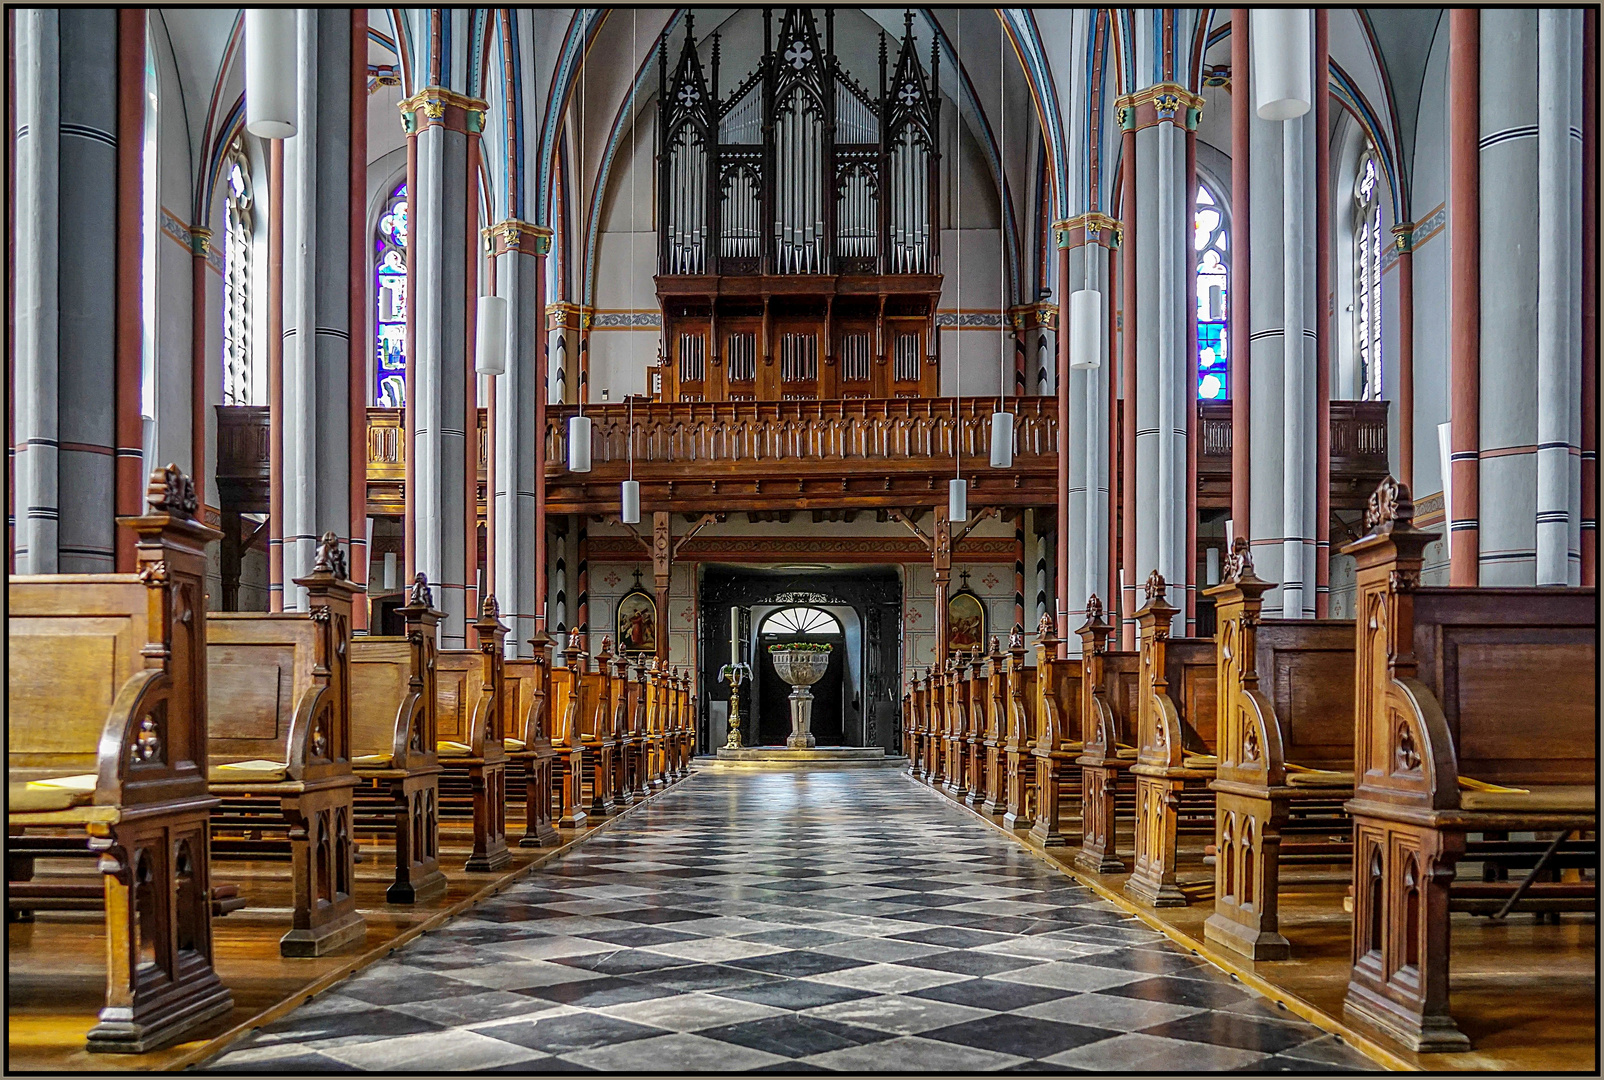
656 9 942 402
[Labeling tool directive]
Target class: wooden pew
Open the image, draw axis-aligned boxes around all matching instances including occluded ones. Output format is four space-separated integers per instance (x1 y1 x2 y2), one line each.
1203 539 1356 960
7 466 232 1052
349 573 447 903
923 665 945 785
207 534 366 956
620 656 650 800
1341 479 1597 1052
945 653 972 800
1031 614 1083 848
644 658 666 787
976 644 1009 816
1074 596 1141 873
602 648 631 805
577 639 619 814
669 667 692 778
434 597 511 871
504 630 560 847
902 674 918 769
550 632 590 828
955 648 981 799
1125 572 1219 908
1002 631 1038 829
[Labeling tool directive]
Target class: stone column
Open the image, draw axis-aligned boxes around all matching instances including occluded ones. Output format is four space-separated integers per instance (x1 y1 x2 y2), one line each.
1229 11 1252 540
403 87 487 646
280 10 353 611
12 10 123 573
1448 9 1481 584
1536 9 1584 586
1248 68 1318 618
1122 85 1198 631
491 222 551 657
1054 214 1114 653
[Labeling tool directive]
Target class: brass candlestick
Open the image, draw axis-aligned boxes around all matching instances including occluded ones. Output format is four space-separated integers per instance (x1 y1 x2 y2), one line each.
720 661 752 749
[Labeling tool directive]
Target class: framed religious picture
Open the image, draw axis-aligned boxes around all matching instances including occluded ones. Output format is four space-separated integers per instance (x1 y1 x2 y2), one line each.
947 585 986 654
615 587 658 657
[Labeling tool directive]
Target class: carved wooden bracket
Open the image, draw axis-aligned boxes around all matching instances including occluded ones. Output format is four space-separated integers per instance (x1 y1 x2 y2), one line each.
886 508 933 552
952 505 1000 546
673 512 725 560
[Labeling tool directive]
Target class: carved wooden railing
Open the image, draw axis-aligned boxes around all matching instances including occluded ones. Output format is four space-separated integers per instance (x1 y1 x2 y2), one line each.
546 397 1057 472
1197 400 1390 510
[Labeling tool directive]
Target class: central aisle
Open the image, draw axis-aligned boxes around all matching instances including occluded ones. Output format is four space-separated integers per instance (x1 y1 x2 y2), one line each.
208 770 1375 1072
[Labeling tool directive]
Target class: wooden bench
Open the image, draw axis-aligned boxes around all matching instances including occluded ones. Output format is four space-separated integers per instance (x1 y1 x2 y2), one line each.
1341 479 1597 1052
964 647 990 805
979 643 1010 816
434 597 511 871
1202 539 1356 959
1125 572 1219 908
616 654 649 801
1031 615 1084 848
666 666 691 779
349 572 447 903
902 674 919 769
945 653 973 800
644 659 667 788
921 664 944 785
503 629 560 847
1002 632 1038 829
550 632 591 828
206 535 366 957
1073 596 1141 874
7 466 232 1052
604 648 636 805
576 639 620 815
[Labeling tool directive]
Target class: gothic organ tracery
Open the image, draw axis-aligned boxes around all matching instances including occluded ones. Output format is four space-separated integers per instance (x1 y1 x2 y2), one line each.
656 9 942 402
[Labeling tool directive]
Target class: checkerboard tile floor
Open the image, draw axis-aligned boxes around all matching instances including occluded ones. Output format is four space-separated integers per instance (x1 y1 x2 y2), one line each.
205 769 1377 1072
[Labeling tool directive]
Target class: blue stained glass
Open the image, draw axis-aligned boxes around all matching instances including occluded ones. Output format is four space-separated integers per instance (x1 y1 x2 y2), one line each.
1195 184 1229 400
374 182 408 406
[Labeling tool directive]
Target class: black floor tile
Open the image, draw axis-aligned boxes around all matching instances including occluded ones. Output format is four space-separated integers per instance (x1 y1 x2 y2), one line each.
711 979 876 1012
472 1013 666 1055
696 1015 894 1058
908 976 1067 1012
1099 976 1254 1010
923 1013 1116 1058
1140 1011 1319 1055
725 949 871 977
517 975 681 1008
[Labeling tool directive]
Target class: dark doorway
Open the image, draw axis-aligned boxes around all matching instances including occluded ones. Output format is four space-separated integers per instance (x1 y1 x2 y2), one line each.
756 633 846 746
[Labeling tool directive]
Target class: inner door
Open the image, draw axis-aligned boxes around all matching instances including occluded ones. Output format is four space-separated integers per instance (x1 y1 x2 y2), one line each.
886 317 932 397
670 324 711 402
723 319 761 401
835 320 878 398
771 319 822 400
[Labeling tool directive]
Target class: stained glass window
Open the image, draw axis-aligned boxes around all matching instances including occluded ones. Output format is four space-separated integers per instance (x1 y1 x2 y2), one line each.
222 146 255 405
374 182 408 406
760 607 840 635
1194 182 1229 401
1354 152 1383 400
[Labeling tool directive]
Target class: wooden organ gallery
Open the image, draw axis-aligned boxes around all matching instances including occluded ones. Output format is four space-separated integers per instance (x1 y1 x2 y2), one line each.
656 9 943 402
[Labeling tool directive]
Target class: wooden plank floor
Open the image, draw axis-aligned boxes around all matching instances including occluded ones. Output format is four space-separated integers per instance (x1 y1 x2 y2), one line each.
914 777 1598 1073
7 787 675 1072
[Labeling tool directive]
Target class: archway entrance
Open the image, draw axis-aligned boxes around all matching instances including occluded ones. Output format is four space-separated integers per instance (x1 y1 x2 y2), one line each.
699 566 902 755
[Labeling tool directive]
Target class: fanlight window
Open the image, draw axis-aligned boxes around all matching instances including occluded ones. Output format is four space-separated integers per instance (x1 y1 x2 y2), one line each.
761 606 840 636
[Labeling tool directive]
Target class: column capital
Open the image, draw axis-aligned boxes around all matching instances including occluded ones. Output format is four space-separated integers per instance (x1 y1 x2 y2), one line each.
1052 213 1122 251
399 86 489 134
188 226 212 256
484 219 553 257
548 301 590 333
1391 221 1418 253
1007 302 1058 332
1114 83 1205 133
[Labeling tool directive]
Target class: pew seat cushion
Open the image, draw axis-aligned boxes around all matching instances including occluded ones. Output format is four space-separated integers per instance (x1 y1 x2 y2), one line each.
212 759 289 783
8 774 98 813
1458 784 1596 813
504 738 526 752
437 740 473 758
1285 764 1355 788
353 754 392 768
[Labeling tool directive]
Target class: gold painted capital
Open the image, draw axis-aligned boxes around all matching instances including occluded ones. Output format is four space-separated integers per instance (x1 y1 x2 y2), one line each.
1053 213 1122 251
484 220 554 256
1115 83 1206 133
399 86 489 134
1391 222 1417 253
188 226 213 256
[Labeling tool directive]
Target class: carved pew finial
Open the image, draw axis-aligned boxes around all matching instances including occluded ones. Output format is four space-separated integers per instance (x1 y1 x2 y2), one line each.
408 572 434 608
480 593 501 621
1008 623 1025 651
313 531 348 580
1222 536 1256 583
1085 594 1104 622
1036 612 1056 644
1144 569 1168 603
1364 475 1415 533
146 463 199 519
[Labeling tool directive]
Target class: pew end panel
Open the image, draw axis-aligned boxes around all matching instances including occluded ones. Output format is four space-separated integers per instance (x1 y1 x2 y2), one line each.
7 466 232 1052
1340 479 1598 1054
349 584 447 903
434 597 513 872
504 630 561 847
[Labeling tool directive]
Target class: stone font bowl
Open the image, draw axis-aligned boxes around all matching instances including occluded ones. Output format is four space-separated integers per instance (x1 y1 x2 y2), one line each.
770 647 832 688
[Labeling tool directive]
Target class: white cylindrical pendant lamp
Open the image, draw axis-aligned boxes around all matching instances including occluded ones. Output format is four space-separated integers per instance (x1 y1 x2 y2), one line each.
989 411 1014 469
621 480 641 524
245 9 298 139
1069 288 1103 370
475 295 508 375
1251 9 1313 121
568 415 592 473
949 478 968 523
